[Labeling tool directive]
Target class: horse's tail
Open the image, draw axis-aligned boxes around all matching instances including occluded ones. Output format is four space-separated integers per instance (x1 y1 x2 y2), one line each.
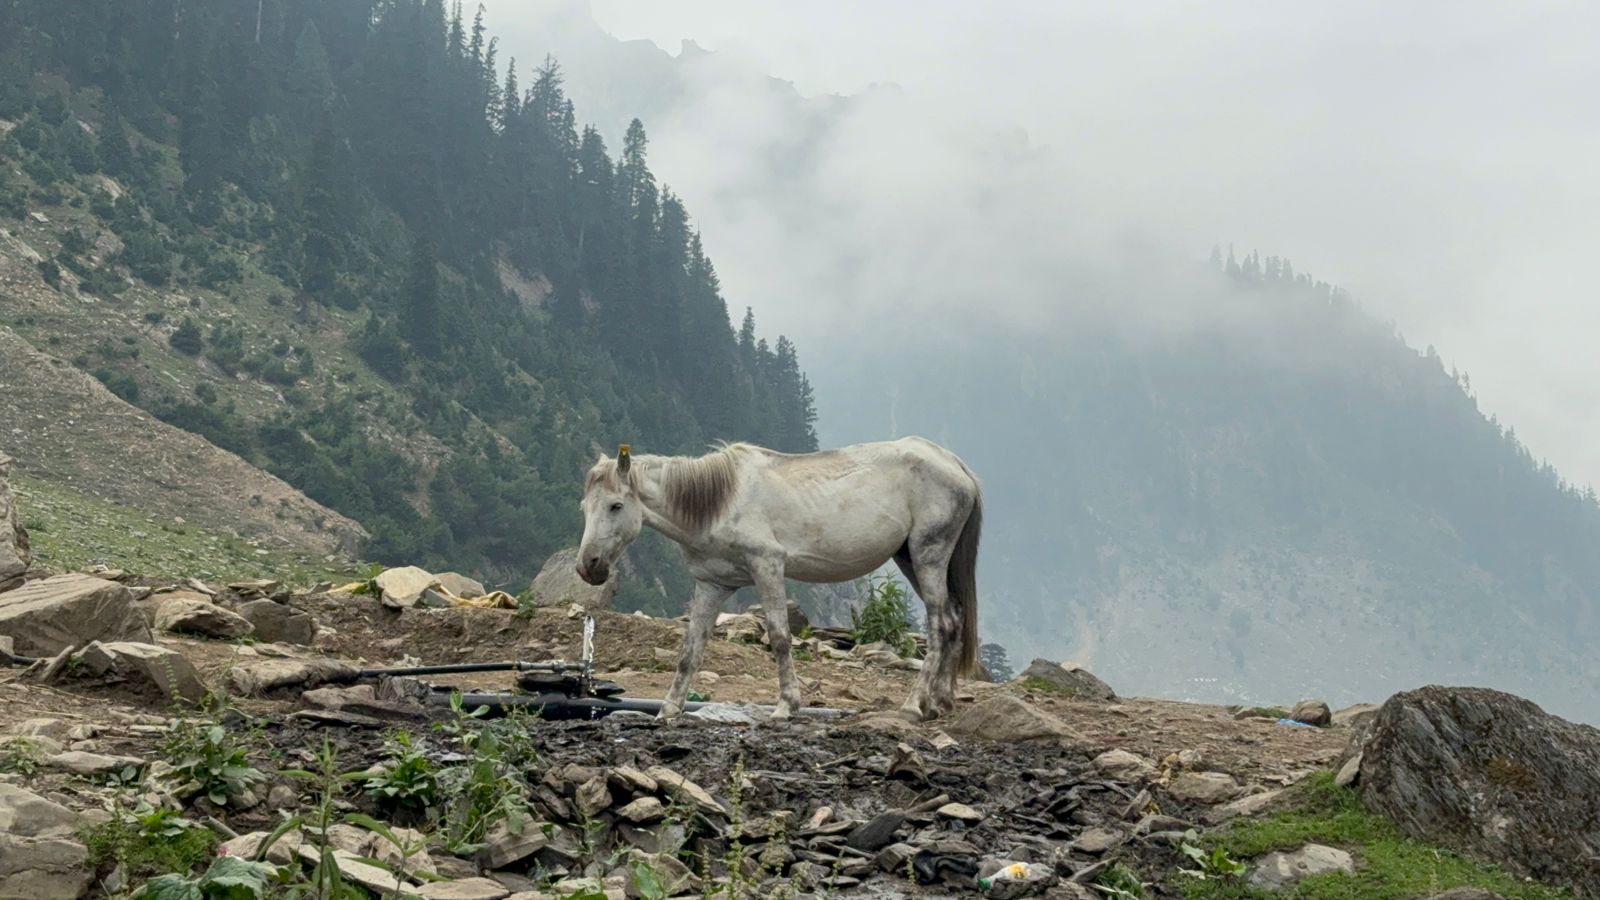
949 469 983 679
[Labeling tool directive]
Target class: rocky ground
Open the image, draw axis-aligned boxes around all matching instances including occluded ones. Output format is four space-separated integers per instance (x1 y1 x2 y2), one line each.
0 487 1580 900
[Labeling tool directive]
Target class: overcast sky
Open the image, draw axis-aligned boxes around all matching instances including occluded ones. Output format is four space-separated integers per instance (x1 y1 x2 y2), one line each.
499 1 1600 488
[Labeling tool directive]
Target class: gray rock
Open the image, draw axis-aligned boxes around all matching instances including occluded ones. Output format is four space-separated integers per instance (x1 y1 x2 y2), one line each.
234 599 314 645
1332 702 1380 729
0 784 92 899
575 774 612 819
1204 788 1285 824
298 684 427 725
218 830 304 866
1017 659 1116 701
0 574 150 656
376 566 438 609
1289 699 1332 726
226 657 357 696
936 802 983 822
43 751 143 778
946 693 1077 742
1246 843 1354 890
1091 749 1155 781
75 641 207 703
477 821 547 870
435 572 486 599
845 812 905 852
616 797 665 823
1334 752 1362 787
1357 685 1600 895
1071 827 1124 854
0 453 28 586
876 842 918 873
644 766 725 817
417 877 510 900
1167 771 1242 805
978 859 1057 898
154 596 254 640
529 547 617 612
296 845 421 896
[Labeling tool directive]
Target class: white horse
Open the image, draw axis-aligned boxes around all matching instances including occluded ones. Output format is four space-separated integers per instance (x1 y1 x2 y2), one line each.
574 437 983 721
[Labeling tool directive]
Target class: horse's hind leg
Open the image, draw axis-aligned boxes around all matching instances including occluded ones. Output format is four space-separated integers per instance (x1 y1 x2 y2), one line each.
753 559 804 719
661 580 734 720
900 543 960 721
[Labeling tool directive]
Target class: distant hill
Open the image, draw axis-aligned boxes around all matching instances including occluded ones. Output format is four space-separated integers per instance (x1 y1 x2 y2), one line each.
817 259 1600 722
0 0 818 606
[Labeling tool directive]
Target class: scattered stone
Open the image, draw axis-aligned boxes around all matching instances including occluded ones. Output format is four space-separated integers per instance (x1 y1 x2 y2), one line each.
1246 843 1355 890
607 766 658 795
1289 699 1332 727
0 453 28 586
1334 752 1362 788
936 802 983 823
575 774 613 818
644 766 725 817
418 877 511 900
1071 827 1125 854
652 647 675 663
183 578 216 597
1091 749 1155 781
1167 771 1242 805
786 601 810 634
227 657 357 696
218 830 304 865
297 845 421 896
298 684 426 726
852 641 922 670
616 797 665 824
1017 659 1116 701
234 599 315 645
153 596 254 640
1357 685 1600 895
75 641 207 703
946 693 1076 742
1205 789 1285 825
530 547 618 612
715 612 766 645
434 572 486 599
876 842 919 873
43 751 143 778
0 783 92 899
978 859 1057 898
845 812 905 852
931 731 959 750
0 574 150 655
477 821 547 870
376 566 438 609
623 851 694 898
227 579 280 594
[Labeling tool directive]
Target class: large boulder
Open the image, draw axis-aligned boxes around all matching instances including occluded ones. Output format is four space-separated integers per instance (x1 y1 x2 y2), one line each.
154 594 254 640
529 547 617 612
1017 659 1116 701
0 574 150 656
234 598 315 644
375 566 438 609
0 453 28 588
1356 685 1600 895
435 572 486 599
0 783 93 899
946 692 1078 742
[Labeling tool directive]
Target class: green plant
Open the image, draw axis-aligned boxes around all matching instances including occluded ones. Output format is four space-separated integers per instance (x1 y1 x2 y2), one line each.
0 737 43 775
1095 863 1147 899
436 721 532 854
260 739 368 899
1178 831 1245 880
364 731 439 813
514 587 538 619
1019 676 1076 696
133 853 278 899
83 798 220 879
162 719 266 806
348 562 384 597
849 575 918 658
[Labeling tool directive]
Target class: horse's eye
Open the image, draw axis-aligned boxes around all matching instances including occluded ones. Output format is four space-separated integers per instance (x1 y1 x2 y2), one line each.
610 502 624 512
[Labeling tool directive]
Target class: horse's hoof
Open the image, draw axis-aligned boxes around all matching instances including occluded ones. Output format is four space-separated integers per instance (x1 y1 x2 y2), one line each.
657 704 684 721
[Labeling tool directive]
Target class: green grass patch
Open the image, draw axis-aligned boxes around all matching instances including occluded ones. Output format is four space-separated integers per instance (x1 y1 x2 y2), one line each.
1179 772 1568 899
14 474 345 584
82 805 220 879
1234 706 1291 720
1019 676 1078 696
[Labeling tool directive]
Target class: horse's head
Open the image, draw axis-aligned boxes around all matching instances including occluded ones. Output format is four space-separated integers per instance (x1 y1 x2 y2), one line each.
576 444 644 585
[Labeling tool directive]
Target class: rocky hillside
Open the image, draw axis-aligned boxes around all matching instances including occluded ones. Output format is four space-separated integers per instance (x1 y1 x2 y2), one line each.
0 0 819 610
0 463 1583 900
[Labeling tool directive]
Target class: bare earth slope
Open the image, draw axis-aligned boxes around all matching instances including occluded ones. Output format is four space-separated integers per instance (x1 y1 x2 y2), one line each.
0 324 365 557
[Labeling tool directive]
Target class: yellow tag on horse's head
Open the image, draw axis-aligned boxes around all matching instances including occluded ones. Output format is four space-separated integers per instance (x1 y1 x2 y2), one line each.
617 443 632 474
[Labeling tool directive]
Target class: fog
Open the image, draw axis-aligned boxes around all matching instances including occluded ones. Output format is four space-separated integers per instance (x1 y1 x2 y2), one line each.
488 0 1600 488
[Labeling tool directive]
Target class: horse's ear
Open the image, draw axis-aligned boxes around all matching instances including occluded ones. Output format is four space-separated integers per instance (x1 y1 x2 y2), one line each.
617 443 632 475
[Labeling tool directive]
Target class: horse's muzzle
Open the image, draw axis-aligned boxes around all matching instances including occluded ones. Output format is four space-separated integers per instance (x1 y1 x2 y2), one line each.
576 560 609 585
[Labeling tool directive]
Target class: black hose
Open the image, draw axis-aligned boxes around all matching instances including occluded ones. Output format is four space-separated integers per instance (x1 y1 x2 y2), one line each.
435 690 846 721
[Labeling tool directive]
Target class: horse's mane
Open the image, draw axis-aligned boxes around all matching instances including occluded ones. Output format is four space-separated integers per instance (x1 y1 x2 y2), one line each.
661 443 745 533
586 442 748 533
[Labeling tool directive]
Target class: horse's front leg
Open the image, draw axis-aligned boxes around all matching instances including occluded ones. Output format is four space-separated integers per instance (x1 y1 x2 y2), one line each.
661 580 732 720
753 561 803 719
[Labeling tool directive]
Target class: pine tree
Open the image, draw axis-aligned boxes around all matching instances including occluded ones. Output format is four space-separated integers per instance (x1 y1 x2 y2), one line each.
96 109 133 176
401 237 443 357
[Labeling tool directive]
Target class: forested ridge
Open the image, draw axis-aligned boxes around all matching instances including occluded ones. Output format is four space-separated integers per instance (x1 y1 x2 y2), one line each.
0 0 818 603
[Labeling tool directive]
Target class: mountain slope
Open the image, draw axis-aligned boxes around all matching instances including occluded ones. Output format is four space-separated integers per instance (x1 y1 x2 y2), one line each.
0 0 818 605
817 261 1600 722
